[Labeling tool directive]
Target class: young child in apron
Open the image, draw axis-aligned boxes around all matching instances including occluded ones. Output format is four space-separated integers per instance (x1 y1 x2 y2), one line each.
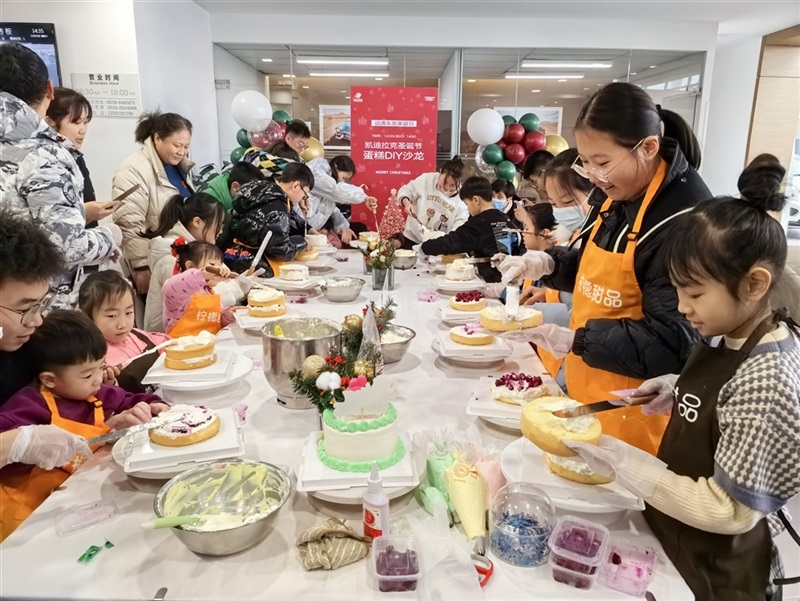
568 155 800 600
162 239 239 336
0 311 168 541
78 271 171 393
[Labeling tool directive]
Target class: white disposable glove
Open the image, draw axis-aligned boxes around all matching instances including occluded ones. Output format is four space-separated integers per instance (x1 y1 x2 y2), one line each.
612 374 678 416
565 435 668 499
497 251 554 285
101 223 124 247
7 425 92 470
484 282 506 299
498 323 575 358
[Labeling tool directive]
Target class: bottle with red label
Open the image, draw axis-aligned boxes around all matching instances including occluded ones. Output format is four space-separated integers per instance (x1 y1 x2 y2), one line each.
363 462 390 539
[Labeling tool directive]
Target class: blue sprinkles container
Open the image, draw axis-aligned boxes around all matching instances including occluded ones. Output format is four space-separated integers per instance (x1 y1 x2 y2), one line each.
489 483 556 567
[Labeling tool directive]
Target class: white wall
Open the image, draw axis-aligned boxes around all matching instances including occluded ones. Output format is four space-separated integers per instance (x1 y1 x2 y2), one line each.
1 0 140 199
700 36 762 195
212 44 264 166
132 0 219 169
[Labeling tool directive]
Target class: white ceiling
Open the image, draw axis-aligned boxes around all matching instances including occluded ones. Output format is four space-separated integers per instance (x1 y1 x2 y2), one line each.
197 1 799 40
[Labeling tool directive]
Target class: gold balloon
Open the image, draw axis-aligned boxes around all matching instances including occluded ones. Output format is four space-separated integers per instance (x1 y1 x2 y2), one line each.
300 137 325 162
543 134 569 156
344 314 363 332
302 355 326 379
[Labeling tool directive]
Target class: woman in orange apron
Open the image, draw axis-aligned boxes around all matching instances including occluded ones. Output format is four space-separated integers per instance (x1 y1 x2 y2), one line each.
0 387 107 541
498 82 711 455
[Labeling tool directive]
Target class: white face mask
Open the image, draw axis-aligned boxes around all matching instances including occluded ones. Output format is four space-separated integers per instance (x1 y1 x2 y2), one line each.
552 206 586 233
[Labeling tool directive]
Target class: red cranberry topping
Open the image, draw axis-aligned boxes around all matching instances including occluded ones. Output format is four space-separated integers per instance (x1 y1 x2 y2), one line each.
455 290 485 303
494 372 543 391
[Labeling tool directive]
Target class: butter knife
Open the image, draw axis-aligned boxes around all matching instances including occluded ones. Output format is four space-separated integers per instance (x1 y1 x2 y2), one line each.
246 230 273 276
87 415 180 446
552 394 657 418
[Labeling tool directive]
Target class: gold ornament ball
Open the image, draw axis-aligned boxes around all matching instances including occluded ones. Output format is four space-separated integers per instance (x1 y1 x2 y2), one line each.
344 314 363 332
302 355 326 379
353 360 369 376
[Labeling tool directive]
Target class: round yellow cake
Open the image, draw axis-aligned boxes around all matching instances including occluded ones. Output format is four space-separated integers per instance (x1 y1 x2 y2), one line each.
479 306 543 332
545 453 613 485
521 396 602 457
295 247 319 262
449 325 494 346
164 331 217 370
449 291 486 312
247 287 287 318
149 405 221 447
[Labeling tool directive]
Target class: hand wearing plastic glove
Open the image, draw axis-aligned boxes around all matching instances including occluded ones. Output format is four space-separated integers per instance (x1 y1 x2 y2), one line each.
617 374 678 416
497 251 554 285
483 282 506 299
565 435 668 499
498 323 574 358
6 425 92 470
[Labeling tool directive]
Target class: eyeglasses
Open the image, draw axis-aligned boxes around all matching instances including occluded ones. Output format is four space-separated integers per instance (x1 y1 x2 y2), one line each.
0 289 55 326
301 187 310 202
571 139 645 184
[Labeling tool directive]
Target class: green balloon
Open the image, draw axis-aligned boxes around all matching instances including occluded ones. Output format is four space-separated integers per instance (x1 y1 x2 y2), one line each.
272 110 291 123
502 115 517 126
519 113 540 132
230 146 247 163
235 128 250 148
482 144 504 165
495 160 517 181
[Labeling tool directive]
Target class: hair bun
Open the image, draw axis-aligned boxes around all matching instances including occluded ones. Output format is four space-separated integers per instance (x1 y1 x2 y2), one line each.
737 154 786 212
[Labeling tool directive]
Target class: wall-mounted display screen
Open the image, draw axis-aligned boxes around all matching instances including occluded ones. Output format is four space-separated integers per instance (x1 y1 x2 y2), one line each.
0 23 61 86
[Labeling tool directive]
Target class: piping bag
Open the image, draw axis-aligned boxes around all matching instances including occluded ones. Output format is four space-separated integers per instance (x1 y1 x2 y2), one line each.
425 432 458 522
444 458 487 541
465 424 506 506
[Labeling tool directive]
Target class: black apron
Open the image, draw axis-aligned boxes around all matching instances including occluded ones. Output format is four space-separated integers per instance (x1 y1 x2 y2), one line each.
115 330 158 394
644 314 781 600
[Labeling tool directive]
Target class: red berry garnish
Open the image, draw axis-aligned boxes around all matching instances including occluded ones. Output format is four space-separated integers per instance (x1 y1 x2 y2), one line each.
455 290 485 303
494 372 543 391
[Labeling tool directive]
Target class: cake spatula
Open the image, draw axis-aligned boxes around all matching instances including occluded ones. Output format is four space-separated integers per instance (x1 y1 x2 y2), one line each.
551 394 657 418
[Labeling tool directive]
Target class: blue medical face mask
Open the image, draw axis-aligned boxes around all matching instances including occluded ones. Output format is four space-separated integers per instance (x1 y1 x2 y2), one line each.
552 205 586 233
492 199 507 211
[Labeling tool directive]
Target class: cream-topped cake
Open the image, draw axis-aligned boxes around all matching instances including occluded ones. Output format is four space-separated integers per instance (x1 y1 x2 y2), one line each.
247 287 287 318
295 247 319 262
149 404 220 447
450 323 494 346
445 258 475 281
279 264 309 281
480 306 543 332
306 233 328 248
521 397 602 457
449 290 486 312
545 453 613 485
491 372 549 406
164 331 217 370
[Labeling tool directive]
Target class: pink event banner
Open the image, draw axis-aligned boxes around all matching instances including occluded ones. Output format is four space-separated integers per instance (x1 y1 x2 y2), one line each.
350 86 439 225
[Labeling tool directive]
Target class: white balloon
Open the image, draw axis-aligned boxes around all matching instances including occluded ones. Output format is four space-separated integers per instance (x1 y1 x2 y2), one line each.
231 91 273 132
467 108 505 146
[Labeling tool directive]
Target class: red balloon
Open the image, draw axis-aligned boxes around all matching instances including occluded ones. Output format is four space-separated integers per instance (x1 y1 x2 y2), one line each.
504 143 526 165
522 129 547 154
277 121 287 136
248 120 284 150
503 123 525 145
497 140 508 150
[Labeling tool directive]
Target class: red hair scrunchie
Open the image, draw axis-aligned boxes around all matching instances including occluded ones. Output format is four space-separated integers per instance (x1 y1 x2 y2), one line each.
170 236 187 257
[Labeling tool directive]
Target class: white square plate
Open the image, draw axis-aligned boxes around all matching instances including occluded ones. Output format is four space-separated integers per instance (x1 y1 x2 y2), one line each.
434 275 486 292
288 255 334 269
296 432 418 491
315 245 337 255
435 329 511 358
437 298 499 324
233 307 307 331
141 348 235 384
257 275 323 291
124 408 245 473
465 375 562 421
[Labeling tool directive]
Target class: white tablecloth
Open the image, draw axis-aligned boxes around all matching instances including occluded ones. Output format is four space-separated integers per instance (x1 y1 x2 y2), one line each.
0 252 693 600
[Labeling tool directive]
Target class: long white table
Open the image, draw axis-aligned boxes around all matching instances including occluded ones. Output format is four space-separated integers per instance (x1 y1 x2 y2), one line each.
0 251 693 600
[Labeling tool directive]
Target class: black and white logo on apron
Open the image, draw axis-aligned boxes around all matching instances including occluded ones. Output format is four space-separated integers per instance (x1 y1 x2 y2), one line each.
676 389 701 423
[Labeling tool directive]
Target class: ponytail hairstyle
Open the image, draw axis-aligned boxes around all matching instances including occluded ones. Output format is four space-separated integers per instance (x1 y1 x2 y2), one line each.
440 156 465 182
527 203 558 233
144 192 225 240
134 110 192 144
545 148 595 197
329 155 356 182
575 82 701 169
170 238 223 273
664 154 787 299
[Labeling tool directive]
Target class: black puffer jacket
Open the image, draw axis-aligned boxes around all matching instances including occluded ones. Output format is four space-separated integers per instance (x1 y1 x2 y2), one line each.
542 138 709 379
224 181 307 276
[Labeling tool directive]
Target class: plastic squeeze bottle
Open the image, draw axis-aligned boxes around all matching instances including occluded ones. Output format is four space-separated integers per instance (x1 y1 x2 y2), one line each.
362 462 390 539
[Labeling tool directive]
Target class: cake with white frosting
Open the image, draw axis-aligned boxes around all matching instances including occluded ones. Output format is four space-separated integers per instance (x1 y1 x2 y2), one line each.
445 258 475 281
545 453 613 485
479 305 543 332
491 372 549 405
279 264 309 281
164 331 217 370
149 404 220 447
449 290 485 312
521 397 602 457
295 247 319 262
247 287 287 318
450 323 494 346
306 233 328 248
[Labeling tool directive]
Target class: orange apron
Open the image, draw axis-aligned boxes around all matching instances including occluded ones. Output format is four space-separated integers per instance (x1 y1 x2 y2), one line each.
0 388 108 541
167 290 222 338
564 160 670 455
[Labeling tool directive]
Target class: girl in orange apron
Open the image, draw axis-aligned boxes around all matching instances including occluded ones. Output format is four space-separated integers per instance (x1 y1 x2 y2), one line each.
162 240 234 337
0 387 108 541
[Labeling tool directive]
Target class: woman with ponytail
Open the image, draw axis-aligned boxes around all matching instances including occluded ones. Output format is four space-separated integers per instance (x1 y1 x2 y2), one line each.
568 155 800 601
143 192 225 332
498 82 711 455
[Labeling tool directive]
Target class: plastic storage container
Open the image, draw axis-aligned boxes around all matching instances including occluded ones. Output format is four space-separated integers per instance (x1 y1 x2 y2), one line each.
489 483 556 567
372 534 420 593
55 500 119 536
548 515 610 590
603 539 658 597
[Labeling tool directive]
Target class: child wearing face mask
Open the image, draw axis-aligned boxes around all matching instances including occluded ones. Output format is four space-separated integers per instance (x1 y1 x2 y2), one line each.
79 271 171 392
491 178 526 233
0 311 168 540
